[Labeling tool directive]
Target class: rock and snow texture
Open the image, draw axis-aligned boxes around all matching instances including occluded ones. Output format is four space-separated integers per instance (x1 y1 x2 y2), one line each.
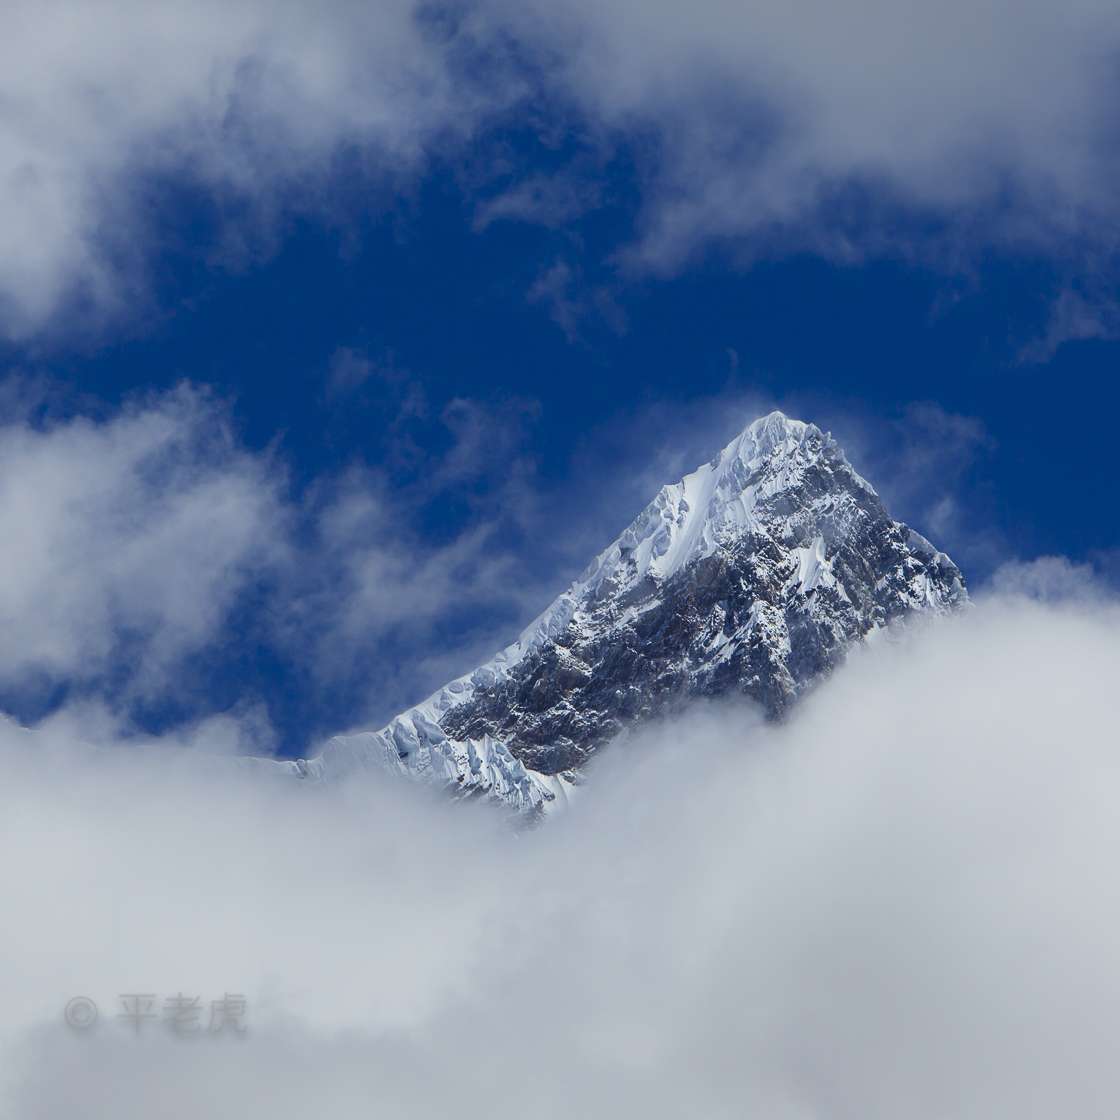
268 412 966 814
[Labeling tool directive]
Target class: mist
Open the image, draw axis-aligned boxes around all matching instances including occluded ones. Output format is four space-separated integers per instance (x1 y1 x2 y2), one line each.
1 591 1117 1118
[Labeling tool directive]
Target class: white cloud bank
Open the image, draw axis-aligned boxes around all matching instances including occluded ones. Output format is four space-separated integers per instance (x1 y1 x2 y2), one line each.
2 0 1119 335
2 593 1118 1118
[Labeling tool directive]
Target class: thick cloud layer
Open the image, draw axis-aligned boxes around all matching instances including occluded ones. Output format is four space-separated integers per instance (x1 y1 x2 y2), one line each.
3 1 1119 335
3 595 1118 1118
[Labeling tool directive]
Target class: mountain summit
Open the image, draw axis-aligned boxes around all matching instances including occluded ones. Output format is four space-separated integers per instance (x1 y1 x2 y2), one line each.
268 412 965 812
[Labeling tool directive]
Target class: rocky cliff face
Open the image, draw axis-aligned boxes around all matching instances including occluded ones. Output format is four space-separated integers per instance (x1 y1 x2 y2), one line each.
262 412 966 814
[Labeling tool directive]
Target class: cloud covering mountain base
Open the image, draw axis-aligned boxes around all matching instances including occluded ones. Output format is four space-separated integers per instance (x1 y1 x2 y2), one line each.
3 593 1119 1118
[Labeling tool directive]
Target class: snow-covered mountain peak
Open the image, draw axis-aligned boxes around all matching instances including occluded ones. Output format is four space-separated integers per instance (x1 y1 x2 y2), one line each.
256 411 966 816
721 409 809 463
581 411 872 593
715 410 872 492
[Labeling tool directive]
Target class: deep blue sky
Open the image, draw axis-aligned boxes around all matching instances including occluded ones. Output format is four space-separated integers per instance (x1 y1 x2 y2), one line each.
23 157 1114 558
2 117 1117 755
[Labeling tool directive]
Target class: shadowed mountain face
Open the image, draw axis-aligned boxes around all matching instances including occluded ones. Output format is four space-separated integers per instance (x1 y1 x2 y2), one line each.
264 413 965 813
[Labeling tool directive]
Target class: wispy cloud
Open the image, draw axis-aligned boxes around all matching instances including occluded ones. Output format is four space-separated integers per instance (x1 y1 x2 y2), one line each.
0 383 286 703
1018 283 1120 363
0 377 568 739
831 402 998 567
527 259 626 342
987 553 1120 602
